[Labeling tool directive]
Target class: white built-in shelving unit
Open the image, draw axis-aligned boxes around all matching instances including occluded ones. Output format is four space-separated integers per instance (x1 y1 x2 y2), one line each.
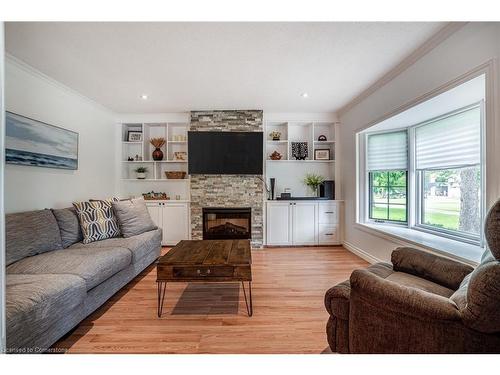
264 120 339 198
119 121 191 201
265 121 336 162
121 122 189 181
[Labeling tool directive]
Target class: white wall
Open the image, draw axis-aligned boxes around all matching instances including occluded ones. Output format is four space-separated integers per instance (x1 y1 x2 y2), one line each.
0 22 7 353
5 57 117 213
339 22 500 262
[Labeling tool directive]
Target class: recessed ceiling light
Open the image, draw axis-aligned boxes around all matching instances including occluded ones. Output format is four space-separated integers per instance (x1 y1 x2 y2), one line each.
301 92 309 98
140 94 148 100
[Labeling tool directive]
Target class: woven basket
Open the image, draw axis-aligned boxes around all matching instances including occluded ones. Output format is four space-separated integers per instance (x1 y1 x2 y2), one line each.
165 171 186 179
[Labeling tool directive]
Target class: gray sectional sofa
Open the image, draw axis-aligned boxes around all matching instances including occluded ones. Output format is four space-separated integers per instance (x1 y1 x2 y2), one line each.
5 207 162 352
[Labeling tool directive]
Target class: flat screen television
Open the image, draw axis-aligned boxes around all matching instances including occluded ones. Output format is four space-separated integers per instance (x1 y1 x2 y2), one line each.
188 131 263 175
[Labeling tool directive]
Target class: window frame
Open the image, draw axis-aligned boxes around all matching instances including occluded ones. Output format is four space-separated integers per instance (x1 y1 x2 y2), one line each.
362 101 485 246
415 167 482 245
368 170 408 224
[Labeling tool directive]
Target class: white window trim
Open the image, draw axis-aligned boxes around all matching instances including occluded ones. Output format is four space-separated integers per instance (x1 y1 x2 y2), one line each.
365 129 409 225
357 76 489 260
354 222 482 266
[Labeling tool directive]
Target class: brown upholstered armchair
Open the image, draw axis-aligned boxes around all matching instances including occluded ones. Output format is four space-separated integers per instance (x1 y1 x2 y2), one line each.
325 200 500 353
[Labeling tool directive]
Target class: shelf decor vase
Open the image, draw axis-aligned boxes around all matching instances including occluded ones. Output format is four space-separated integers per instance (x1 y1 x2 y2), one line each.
152 148 164 161
136 172 146 180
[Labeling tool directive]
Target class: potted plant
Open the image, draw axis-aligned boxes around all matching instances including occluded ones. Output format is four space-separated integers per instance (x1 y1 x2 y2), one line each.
269 131 281 141
134 166 148 179
150 137 166 161
303 173 324 197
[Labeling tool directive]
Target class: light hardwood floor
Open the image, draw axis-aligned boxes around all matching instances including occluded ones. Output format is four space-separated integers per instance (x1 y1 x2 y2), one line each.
53 246 368 354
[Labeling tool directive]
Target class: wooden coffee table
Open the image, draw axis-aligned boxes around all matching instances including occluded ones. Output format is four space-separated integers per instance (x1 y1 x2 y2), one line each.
156 239 253 317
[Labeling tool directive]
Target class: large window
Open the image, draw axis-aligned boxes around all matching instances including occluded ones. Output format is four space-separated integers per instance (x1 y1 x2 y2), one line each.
367 131 408 224
415 106 482 240
364 103 483 244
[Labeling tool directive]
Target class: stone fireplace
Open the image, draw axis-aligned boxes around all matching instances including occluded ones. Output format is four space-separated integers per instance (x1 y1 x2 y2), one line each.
189 110 264 248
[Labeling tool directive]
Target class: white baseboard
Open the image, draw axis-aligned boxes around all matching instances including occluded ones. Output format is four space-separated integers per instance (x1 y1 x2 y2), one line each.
342 241 382 264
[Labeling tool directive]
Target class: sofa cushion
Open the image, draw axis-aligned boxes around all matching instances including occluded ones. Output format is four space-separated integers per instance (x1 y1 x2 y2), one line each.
6 274 86 350
73 200 121 244
69 228 162 263
52 207 83 248
6 209 63 266
112 198 157 238
7 246 132 291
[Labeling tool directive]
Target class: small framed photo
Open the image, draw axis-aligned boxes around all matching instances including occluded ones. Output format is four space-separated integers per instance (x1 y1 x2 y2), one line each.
174 151 187 161
127 131 143 142
314 149 330 160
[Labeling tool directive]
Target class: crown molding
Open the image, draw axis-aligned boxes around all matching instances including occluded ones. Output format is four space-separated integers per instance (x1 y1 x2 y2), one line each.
337 22 468 118
5 53 117 117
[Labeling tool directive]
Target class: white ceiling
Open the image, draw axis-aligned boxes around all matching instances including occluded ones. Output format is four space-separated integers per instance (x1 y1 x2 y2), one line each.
5 22 445 114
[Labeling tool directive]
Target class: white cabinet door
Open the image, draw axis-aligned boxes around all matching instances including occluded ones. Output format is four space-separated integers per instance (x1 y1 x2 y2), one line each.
146 204 162 228
162 203 190 246
292 202 317 245
266 202 292 245
146 203 165 245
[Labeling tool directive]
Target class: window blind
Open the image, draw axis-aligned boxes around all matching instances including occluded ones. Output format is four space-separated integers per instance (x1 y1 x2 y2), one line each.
415 106 481 170
367 131 408 171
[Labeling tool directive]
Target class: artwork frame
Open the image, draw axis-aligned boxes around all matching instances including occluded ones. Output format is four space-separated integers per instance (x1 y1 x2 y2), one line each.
127 131 143 142
314 148 330 160
5 111 79 170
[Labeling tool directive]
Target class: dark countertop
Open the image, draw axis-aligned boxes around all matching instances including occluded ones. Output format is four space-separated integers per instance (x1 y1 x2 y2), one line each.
270 197 332 201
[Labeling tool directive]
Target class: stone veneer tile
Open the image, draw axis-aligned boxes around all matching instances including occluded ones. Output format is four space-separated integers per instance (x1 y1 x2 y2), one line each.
190 110 264 248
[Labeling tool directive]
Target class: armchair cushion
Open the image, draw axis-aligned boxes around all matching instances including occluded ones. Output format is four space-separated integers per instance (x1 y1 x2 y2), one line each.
385 272 454 298
391 247 474 290
484 198 500 260
350 269 461 322
460 257 500 334
324 262 393 319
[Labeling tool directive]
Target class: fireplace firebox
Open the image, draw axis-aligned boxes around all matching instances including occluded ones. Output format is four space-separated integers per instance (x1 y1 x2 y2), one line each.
202 207 251 240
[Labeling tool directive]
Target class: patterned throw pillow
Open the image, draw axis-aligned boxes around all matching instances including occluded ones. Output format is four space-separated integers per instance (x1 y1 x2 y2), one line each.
73 199 121 243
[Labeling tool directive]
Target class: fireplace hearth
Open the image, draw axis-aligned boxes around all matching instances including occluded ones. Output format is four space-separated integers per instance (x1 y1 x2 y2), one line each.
203 207 251 240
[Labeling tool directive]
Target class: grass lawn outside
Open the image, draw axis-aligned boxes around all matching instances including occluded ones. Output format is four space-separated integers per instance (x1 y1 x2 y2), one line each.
371 197 460 229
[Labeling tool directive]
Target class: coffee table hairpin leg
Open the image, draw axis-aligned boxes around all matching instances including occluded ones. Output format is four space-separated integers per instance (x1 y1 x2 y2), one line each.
157 281 167 318
241 281 253 317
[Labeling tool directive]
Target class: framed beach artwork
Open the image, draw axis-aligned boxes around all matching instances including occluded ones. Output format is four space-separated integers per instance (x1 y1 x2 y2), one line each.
5 112 79 170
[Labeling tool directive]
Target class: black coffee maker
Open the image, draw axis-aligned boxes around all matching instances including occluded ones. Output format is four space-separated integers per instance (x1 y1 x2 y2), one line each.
319 180 335 200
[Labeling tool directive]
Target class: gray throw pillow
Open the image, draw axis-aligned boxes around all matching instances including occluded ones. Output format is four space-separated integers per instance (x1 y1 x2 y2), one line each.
52 207 83 248
112 197 157 238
